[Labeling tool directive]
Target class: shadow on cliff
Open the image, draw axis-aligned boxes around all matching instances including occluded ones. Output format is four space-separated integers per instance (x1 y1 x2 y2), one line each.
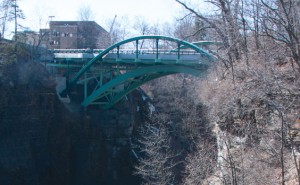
0 51 143 185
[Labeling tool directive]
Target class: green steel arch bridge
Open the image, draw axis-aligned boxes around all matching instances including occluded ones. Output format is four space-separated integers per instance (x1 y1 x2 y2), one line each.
46 35 216 110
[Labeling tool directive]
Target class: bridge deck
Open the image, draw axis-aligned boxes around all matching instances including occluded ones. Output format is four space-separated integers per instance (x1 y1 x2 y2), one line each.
51 49 211 66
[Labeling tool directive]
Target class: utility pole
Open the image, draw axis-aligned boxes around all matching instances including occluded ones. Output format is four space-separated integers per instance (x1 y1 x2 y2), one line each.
49 15 55 21
12 0 17 42
109 14 117 34
49 15 55 26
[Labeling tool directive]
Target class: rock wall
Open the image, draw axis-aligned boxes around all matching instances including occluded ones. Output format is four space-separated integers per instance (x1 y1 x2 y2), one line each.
0 60 143 185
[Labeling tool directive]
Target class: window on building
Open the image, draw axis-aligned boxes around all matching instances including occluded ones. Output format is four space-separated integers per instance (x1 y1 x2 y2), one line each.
53 31 59 37
61 32 72 37
49 40 59 45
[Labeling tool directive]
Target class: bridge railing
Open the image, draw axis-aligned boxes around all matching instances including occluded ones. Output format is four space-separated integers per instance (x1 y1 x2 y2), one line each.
51 49 201 55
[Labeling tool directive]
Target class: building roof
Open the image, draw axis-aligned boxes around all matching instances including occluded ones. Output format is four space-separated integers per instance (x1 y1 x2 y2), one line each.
49 21 108 33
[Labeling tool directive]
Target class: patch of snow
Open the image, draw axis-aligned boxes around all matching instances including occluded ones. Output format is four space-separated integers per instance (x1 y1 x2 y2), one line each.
131 149 139 159
213 122 226 181
232 135 247 146
55 77 71 103
148 102 155 115
9 81 14 87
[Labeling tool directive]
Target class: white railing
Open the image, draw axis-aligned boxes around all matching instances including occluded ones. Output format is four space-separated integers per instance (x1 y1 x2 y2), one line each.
51 49 200 55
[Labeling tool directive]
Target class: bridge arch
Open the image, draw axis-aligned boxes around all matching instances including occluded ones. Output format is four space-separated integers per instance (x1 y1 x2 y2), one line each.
81 64 207 109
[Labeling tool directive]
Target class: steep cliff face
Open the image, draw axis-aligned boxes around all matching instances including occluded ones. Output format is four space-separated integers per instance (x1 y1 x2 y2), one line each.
196 61 300 185
0 57 142 185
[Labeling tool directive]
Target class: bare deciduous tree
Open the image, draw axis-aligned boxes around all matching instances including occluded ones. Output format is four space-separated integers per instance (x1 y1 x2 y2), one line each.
0 0 12 38
0 0 24 40
77 5 95 21
134 120 179 185
260 0 300 73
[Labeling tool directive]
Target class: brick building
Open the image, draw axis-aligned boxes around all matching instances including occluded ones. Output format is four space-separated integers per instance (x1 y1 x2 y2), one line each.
40 21 110 49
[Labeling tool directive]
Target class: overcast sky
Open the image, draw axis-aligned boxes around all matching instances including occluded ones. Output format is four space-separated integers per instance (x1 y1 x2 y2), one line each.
18 0 189 31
